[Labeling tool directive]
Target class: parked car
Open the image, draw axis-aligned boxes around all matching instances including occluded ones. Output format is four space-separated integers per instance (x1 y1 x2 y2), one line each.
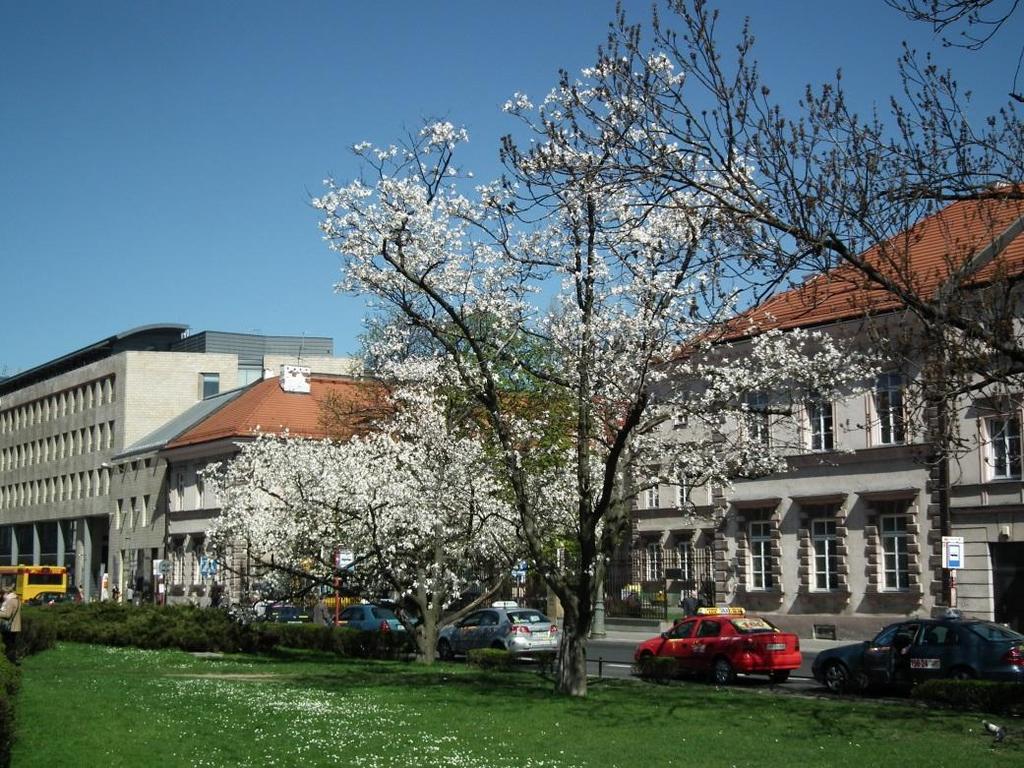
437 607 559 659
336 603 405 633
263 603 310 624
812 616 1024 693
26 591 76 606
633 607 802 684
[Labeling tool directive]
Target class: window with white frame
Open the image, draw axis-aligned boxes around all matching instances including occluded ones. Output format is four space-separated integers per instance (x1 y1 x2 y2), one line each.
875 373 906 445
986 415 1022 479
744 392 770 446
807 400 834 451
643 541 663 581
173 470 185 511
676 540 695 584
675 473 691 508
749 519 774 590
812 519 838 590
881 515 909 590
642 483 659 510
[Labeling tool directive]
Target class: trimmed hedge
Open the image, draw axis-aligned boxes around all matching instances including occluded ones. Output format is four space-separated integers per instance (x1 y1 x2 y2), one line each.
0 658 15 768
913 678 1024 716
635 654 679 683
22 603 413 659
466 648 516 670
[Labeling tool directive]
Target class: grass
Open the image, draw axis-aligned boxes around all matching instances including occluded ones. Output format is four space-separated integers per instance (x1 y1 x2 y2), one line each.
12 643 1023 767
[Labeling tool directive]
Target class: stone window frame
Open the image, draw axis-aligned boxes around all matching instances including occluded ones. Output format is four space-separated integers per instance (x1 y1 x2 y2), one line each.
795 496 850 596
862 494 922 597
631 533 665 583
732 501 783 596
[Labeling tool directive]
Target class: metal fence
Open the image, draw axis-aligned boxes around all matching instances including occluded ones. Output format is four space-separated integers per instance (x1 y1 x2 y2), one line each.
604 545 714 620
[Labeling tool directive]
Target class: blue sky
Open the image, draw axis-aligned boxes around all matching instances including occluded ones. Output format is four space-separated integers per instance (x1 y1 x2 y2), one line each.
1 0 1018 374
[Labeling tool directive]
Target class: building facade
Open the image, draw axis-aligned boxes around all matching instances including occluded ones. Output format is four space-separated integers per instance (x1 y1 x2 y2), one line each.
630 199 1024 637
0 325 349 600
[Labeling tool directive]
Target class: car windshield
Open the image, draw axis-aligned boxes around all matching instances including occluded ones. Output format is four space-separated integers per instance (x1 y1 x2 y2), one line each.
371 607 398 620
730 617 776 634
967 622 1024 642
508 610 549 624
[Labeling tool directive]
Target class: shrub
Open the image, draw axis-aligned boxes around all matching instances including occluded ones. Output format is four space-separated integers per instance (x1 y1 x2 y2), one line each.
17 614 57 658
532 651 558 674
466 648 515 670
913 679 1024 716
0 656 19 768
635 654 678 683
25 603 415 661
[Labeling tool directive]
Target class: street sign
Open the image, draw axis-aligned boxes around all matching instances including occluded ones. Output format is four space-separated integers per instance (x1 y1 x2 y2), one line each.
199 557 218 578
511 561 527 584
335 549 354 570
158 559 171 575
942 536 965 570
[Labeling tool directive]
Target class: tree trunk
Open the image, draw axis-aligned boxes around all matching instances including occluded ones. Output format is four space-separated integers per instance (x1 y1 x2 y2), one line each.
556 602 589 696
417 609 438 664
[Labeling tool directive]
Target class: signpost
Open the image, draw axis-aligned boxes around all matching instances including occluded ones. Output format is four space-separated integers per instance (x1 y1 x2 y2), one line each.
942 536 965 608
333 549 354 626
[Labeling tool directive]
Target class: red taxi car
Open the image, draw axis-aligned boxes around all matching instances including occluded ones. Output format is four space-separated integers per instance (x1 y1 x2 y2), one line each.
633 607 802 684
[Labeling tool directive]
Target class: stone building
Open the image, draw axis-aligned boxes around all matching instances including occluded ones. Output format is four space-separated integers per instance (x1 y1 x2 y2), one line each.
629 197 1024 637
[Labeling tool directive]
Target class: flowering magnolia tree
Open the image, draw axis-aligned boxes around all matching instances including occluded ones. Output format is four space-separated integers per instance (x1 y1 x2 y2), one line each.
312 70 876 691
206 384 521 663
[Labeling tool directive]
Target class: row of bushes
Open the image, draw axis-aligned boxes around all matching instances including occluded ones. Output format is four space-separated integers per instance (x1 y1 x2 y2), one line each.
0 614 56 768
0 655 18 768
23 603 414 659
464 648 558 671
913 679 1024 716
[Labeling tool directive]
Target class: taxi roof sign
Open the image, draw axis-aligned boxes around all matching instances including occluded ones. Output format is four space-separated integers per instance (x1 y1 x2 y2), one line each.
696 606 745 616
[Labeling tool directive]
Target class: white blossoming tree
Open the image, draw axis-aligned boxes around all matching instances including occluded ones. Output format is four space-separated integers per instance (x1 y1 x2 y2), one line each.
207 382 521 663
312 79 876 693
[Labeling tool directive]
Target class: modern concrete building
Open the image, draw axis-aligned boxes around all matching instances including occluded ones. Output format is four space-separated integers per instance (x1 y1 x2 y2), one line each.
628 197 1024 637
0 325 351 600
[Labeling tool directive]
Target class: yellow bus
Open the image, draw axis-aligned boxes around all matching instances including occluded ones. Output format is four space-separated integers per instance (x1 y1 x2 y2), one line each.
0 565 69 602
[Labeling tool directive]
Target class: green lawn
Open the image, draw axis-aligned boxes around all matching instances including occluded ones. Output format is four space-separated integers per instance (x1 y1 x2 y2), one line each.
12 643 1021 767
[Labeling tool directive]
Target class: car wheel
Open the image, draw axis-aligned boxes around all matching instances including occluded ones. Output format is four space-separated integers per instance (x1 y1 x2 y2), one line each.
710 657 735 686
769 670 790 684
437 639 453 661
823 661 850 694
948 666 975 680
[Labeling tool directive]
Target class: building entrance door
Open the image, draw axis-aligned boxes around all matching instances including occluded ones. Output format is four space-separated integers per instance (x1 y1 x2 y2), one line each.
991 542 1024 632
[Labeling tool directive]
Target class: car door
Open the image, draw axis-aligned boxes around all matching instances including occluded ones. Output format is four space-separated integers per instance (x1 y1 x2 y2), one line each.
453 611 483 653
660 619 699 669
690 618 723 675
467 610 501 650
863 622 920 685
338 605 365 630
908 622 960 682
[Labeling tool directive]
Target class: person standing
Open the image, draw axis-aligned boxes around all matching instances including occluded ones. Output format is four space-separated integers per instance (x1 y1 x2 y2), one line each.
0 581 22 664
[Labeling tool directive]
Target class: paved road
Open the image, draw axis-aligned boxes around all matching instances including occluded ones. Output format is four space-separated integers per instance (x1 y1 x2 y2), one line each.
584 637 827 693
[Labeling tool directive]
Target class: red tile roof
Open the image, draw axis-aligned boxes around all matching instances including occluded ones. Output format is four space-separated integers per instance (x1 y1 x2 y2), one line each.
165 375 388 449
721 197 1024 340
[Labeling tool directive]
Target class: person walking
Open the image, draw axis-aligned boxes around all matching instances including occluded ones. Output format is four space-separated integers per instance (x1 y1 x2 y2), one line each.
0 580 22 664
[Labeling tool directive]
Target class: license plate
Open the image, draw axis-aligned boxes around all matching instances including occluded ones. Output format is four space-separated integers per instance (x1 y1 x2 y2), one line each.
766 642 786 651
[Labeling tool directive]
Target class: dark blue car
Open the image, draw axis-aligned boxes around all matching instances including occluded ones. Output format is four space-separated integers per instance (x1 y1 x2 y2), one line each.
812 616 1024 693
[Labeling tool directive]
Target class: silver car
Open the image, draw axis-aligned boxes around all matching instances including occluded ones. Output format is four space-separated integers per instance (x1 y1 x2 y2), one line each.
437 606 559 659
